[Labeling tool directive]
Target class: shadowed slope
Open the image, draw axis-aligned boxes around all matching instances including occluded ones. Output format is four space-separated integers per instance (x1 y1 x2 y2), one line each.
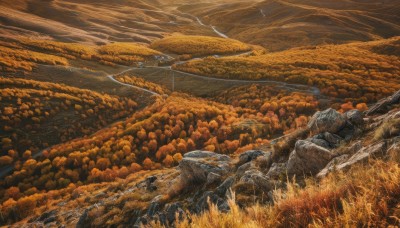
179 0 400 51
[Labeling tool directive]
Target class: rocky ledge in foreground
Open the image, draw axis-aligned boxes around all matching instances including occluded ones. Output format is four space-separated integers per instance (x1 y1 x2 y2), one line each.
127 91 400 227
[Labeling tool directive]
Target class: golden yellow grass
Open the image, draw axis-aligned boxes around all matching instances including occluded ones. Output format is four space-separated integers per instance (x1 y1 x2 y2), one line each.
175 37 400 102
16 38 162 68
0 45 68 72
169 160 400 228
151 35 251 56
114 74 170 95
181 0 400 51
98 42 161 56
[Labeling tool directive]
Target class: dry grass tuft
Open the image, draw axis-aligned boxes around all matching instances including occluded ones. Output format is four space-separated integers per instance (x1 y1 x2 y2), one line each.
174 160 400 227
271 128 310 162
374 119 400 141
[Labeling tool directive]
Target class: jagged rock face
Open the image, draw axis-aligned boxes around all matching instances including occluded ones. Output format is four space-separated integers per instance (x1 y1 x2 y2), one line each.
344 109 365 127
179 151 232 184
237 150 271 166
195 191 229 213
235 169 272 193
366 90 400 116
308 108 346 135
266 163 287 180
317 141 387 178
287 140 337 176
307 132 344 149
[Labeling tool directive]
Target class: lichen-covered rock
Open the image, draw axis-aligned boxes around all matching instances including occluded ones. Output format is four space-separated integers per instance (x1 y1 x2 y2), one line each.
308 108 346 134
287 140 336 176
237 150 271 166
215 176 235 197
235 169 272 194
316 154 350 178
235 162 253 179
344 109 365 127
307 137 331 149
317 141 387 178
266 163 287 180
307 132 343 149
337 122 363 141
195 191 228 213
206 172 223 186
366 90 400 116
163 202 185 226
179 151 232 184
322 132 343 148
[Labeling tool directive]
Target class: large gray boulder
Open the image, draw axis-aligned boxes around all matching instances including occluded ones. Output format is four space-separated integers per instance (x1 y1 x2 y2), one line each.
287 140 336 176
308 108 346 134
179 151 232 184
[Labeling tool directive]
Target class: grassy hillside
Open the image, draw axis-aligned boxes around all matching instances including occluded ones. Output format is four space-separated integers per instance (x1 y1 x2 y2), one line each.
0 0 218 45
0 77 137 160
0 38 167 76
0 0 399 227
0 42 68 72
175 37 400 102
175 160 400 227
0 90 322 209
178 0 400 50
151 35 251 56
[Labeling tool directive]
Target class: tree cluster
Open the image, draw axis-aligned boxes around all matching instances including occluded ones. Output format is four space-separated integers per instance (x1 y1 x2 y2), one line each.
174 37 400 102
0 77 137 165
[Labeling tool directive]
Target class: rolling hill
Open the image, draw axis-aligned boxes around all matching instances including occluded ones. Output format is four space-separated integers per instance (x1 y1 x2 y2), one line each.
178 0 400 51
0 0 400 227
0 0 218 45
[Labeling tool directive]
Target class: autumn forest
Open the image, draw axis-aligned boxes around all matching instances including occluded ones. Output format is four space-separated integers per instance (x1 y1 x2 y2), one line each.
0 0 399 227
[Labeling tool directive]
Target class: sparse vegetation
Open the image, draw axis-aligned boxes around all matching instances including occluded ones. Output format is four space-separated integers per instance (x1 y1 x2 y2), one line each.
374 118 400 141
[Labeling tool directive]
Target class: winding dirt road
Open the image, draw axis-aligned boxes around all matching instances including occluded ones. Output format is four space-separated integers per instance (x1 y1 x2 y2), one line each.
0 7 327 180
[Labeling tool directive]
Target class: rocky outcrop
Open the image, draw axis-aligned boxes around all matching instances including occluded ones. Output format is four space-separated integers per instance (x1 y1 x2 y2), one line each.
366 90 400 116
237 150 271 166
308 108 346 135
344 109 364 127
29 90 400 228
235 168 272 194
317 141 387 178
179 151 232 184
266 163 287 180
307 132 343 149
287 140 337 176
